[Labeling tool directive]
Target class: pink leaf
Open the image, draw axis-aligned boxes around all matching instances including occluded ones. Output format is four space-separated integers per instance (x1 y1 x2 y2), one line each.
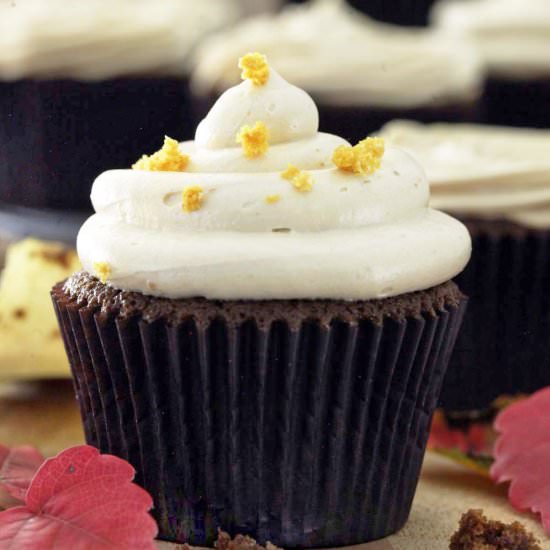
0 445 158 549
0 444 44 507
491 387 550 535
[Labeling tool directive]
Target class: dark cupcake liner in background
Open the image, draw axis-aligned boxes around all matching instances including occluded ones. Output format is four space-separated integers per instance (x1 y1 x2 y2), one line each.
191 91 481 145
482 78 550 129
52 279 466 547
287 0 438 26
441 219 550 413
0 77 191 211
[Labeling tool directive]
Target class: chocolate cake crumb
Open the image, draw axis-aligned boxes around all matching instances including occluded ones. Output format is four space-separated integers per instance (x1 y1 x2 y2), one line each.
450 510 541 550
12 308 26 320
215 529 281 550
53 271 465 329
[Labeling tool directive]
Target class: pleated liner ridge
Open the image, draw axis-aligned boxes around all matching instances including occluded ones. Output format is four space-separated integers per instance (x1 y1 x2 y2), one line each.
442 223 550 412
52 286 467 547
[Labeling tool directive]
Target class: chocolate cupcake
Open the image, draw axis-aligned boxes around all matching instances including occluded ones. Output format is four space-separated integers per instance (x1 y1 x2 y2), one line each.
0 0 237 214
431 0 550 128
381 120 550 412
190 1 484 145
52 54 471 546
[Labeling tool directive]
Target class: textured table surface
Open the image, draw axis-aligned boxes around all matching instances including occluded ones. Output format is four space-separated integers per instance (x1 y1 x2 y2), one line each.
0 380 547 549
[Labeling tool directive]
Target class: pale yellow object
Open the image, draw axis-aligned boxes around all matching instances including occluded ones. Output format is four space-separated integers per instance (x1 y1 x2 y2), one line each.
0 238 80 380
265 194 281 204
238 52 270 86
281 164 314 193
133 136 190 172
93 261 111 283
182 185 205 213
236 121 270 158
333 137 385 176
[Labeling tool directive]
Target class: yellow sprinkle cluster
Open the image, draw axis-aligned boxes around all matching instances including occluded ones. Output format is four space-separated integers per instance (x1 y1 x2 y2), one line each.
93 262 111 283
182 185 204 213
265 194 281 204
281 164 313 193
132 136 190 172
236 121 270 158
332 137 385 175
238 52 270 86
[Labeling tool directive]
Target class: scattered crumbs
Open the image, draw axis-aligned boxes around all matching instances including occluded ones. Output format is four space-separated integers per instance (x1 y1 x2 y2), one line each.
132 136 189 172
93 262 112 284
182 185 205 213
272 227 291 233
236 121 270 158
450 510 541 550
281 164 313 193
265 194 281 204
212 529 282 550
238 52 270 86
12 308 26 320
332 137 385 176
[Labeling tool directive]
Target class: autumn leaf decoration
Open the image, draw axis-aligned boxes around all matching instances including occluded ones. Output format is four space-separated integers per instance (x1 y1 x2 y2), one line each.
0 444 158 549
491 387 550 535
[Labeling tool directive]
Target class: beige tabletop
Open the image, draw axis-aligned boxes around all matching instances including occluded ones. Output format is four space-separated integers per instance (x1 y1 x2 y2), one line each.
0 380 547 550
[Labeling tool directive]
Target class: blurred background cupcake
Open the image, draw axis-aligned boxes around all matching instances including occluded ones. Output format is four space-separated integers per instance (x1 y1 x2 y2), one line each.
190 0 485 144
431 0 550 128
381 120 550 412
288 0 440 27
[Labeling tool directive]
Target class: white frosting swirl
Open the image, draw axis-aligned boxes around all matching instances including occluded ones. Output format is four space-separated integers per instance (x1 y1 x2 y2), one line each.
0 0 237 80
431 0 550 79
191 0 483 108
380 120 550 229
78 67 471 300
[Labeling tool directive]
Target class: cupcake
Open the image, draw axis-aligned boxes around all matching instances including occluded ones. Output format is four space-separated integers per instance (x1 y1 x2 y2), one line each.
0 0 237 214
380 120 550 412
431 0 550 128
190 0 484 144
52 54 471 546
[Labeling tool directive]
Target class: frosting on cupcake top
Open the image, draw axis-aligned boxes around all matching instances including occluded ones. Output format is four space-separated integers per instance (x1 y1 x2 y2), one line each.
381 120 550 229
0 0 236 80
431 0 550 79
191 0 483 109
77 54 471 301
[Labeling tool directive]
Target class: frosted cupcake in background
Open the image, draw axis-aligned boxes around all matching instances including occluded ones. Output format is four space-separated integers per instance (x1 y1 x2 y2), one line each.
0 0 237 217
190 0 484 144
381 120 550 412
52 54 471 546
431 0 550 128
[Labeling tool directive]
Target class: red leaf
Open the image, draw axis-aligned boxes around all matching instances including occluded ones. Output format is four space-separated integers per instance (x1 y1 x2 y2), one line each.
0 445 158 549
0 444 44 507
491 387 550 535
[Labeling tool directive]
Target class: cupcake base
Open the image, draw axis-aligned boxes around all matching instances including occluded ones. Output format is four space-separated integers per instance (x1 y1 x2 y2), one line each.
52 272 467 547
441 218 550 412
0 77 191 211
483 77 550 128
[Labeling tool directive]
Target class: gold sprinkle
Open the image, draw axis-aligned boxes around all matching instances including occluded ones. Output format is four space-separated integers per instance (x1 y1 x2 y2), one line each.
182 185 204 213
281 164 313 193
93 262 112 283
332 137 385 175
238 52 270 86
265 194 281 204
236 121 269 158
132 136 190 172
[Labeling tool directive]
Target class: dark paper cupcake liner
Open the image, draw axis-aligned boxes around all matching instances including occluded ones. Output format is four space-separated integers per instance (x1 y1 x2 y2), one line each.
52 285 466 547
441 220 550 412
482 78 550 129
0 77 191 211
190 91 480 145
